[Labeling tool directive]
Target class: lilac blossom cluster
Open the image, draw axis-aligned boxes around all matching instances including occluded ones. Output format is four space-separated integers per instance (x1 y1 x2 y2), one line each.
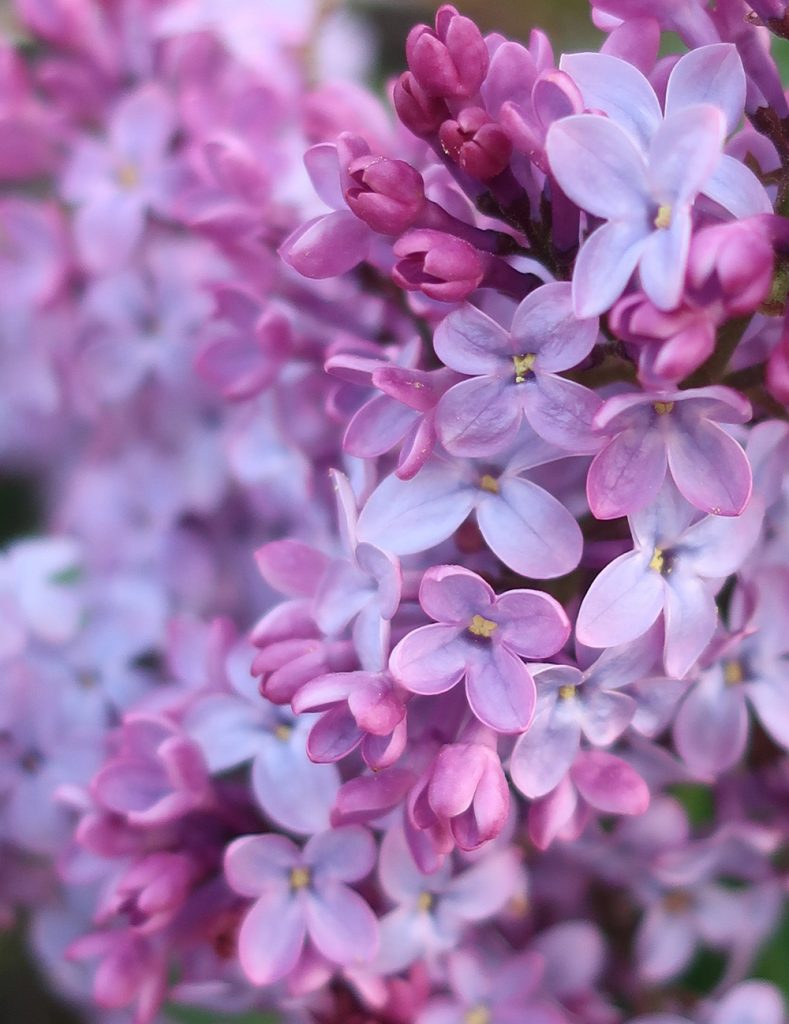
0 0 788 1022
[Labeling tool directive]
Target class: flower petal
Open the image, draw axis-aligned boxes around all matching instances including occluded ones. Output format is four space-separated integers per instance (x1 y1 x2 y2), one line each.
237 888 305 985
546 114 650 219
664 44 745 136
576 552 663 649
389 623 466 695
306 883 379 966
571 219 649 317
587 427 668 520
510 281 599 373
666 418 752 516
436 375 521 456
477 476 584 579
433 303 512 374
558 52 662 150
465 645 536 733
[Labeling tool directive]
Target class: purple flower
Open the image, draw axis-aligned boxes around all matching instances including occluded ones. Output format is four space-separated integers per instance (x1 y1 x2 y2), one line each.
577 483 764 677
587 385 753 519
91 715 210 826
434 283 600 454
416 948 564 1024
547 45 771 315
61 85 178 271
509 643 649 799
390 565 569 733
224 826 378 984
356 430 584 579
527 750 651 849
375 824 524 974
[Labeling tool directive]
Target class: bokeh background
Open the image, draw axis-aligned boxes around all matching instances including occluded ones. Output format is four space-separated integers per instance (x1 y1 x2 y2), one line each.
0 1 785 1021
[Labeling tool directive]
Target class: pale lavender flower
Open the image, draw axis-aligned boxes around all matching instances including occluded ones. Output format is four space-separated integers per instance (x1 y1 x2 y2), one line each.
224 826 378 984
434 283 600 454
390 565 569 733
577 483 763 677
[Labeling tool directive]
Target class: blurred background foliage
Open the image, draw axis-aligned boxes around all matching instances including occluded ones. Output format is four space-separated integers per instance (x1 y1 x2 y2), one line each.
0 0 786 1021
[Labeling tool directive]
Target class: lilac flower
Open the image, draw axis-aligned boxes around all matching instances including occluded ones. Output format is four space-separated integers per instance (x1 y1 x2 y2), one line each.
587 385 753 519
416 948 564 1024
509 644 649 799
356 429 584 579
224 826 378 984
673 569 789 774
526 750 651 849
183 640 342 835
61 85 179 270
434 283 600 454
577 483 763 677
257 470 402 668
547 45 772 315
374 825 524 974
390 565 569 733
90 715 210 826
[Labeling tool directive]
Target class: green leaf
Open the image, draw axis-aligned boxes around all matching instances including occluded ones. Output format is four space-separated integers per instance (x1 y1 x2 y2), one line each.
752 909 789 998
166 1006 278 1024
667 783 715 828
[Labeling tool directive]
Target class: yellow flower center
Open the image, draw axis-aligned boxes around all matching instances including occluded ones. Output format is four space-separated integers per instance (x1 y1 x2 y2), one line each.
724 660 744 686
468 614 498 638
274 723 292 741
117 163 140 189
465 1007 491 1024
654 204 672 230
558 684 577 700
663 889 692 914
513 353 536 383
289 866 311 890
417 891 433 912
654 400 674 415
648 548 665 573
479 474 500 494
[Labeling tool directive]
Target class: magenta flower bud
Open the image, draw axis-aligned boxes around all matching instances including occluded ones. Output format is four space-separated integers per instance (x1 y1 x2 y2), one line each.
405 5 489 99
439 107 513 181
393 71 450 137
687 219 774 316
344 153 426 235
767 325 789 408
392 229 484 301
427 740 509 850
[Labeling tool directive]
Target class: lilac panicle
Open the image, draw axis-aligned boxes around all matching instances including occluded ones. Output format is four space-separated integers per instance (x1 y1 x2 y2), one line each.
2 0 789 1021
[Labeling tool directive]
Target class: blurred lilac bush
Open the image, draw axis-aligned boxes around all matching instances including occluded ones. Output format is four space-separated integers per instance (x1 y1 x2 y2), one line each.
0 0 788 1022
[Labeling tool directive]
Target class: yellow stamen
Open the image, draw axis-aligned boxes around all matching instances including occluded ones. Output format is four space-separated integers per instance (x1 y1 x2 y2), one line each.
479 473 499 494
465 1007 491 1024
468 614 498 638
654 401 674 415
654 204 672 230
507 892 530 917
724 660 744 686
274 723 292 741
117 163 140 189
513 353 536 383
648 548 665 573
663 889 692 914
417 891 433 912
558 684 577 700
289 866 311 890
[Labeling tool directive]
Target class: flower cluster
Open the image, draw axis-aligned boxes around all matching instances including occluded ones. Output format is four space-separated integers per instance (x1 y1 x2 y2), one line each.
0 1 787 1023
